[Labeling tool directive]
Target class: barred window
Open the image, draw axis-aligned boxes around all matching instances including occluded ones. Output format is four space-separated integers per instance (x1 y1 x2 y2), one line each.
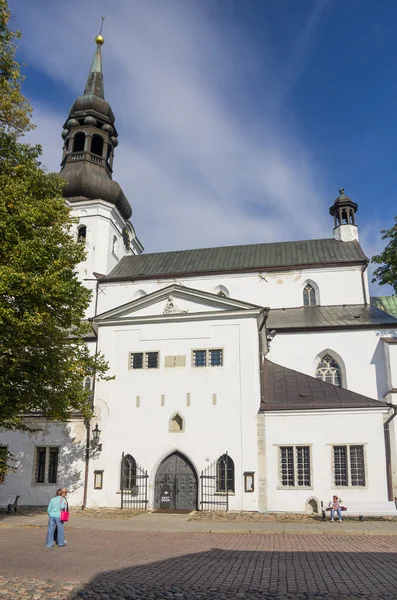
193 350 207 367
35 447 59 484
193 349 223 367
280 446 311 487
130 353 144 369
316 354 342 387
303 284 317 306
121 454 137 489
209 349 223 366
217 454 235 493
129 352 159 370
146 352 159 369
333 445 365 487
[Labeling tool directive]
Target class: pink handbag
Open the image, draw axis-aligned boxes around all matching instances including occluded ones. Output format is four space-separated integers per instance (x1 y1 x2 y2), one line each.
60 499 69 522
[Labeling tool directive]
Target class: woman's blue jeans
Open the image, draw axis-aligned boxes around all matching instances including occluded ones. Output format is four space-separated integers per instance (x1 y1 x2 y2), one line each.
46 517 65 547
331 508 342 521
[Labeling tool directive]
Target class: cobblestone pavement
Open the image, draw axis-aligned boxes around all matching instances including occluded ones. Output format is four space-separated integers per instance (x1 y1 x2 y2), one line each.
1 529 397 599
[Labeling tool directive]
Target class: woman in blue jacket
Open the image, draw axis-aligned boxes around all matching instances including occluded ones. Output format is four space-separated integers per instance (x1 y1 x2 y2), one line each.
45 487 68 547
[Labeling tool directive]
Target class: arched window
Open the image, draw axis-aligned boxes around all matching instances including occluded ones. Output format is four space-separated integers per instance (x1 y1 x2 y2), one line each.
77 225 87 243
213 285 229 298
73 132 85 153
316 354 342 387
91 134 104 157
303 284 316 306
217 454 235 493
121 454 137 490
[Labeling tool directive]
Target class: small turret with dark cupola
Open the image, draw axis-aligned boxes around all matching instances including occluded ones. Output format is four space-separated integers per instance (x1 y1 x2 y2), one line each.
329 188 359 242
60 33 132 221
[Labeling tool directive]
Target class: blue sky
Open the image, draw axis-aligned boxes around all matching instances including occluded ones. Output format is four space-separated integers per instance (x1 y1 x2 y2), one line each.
8 0 396 292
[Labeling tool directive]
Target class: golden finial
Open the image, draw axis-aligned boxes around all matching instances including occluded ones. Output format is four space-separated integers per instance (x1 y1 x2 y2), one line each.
95 16 105 45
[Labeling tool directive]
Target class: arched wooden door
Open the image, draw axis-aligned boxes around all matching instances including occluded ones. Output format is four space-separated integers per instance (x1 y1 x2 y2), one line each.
154 452 198 510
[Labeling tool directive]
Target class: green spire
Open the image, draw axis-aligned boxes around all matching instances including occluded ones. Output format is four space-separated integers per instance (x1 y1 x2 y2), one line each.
84 39 104 99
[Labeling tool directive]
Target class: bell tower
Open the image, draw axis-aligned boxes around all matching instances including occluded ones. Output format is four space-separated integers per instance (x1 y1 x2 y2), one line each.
329 188 359 242
60 31 143 315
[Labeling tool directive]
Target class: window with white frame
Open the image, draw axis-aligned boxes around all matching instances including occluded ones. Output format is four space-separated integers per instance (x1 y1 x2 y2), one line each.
303 283 317 306
333 445 365 487
279 446 311 487
193 349 223 367
129 352 159 370
316 354 342 387
34 447 59 484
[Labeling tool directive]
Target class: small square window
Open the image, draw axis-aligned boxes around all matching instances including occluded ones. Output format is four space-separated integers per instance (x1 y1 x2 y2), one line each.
209 349 223 366
193 350 207 367
130 353 144 369
146 352 159 369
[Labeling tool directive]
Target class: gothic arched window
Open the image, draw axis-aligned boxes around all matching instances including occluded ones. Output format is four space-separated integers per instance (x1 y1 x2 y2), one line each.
121 454 137 490
91 134 104 157
73 132 85 153
316 354 342 387
217 454 235 493
303 284 317 306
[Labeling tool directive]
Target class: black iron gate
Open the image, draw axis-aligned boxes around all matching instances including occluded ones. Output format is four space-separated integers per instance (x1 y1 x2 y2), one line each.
200 453 229 511
120 452 148 510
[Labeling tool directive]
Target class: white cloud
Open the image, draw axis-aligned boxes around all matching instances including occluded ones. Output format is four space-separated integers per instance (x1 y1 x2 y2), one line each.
15 0 335 254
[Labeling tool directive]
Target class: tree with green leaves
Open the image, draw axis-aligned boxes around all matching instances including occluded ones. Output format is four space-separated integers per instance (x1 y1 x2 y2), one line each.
0 2 109 451
372 217 397 295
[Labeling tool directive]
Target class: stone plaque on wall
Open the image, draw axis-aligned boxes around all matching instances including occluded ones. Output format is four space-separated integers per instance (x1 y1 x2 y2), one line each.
165 355 186 368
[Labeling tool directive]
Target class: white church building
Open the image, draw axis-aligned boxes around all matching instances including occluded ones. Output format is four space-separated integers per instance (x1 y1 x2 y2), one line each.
2 37 397 514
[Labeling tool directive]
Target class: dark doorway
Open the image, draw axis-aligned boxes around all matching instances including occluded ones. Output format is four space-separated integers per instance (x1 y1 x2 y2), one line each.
154 452 198 511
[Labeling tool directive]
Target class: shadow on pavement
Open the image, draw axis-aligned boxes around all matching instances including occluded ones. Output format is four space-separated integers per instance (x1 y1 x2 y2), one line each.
67 547 396 600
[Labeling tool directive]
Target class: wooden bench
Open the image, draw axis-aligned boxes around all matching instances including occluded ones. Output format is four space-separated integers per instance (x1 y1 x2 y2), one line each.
321 500 397 521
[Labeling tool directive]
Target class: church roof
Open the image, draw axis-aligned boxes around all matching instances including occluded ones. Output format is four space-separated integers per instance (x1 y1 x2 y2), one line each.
261 359 389 411
267 304 397 331
104 238 367 281
370 295 397 319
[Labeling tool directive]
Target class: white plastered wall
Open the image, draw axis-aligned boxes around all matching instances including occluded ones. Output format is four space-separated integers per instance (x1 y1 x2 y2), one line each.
95 265 367 318
264 409 389 512
85 314 261 510
0 420 86 507
267 328 394 401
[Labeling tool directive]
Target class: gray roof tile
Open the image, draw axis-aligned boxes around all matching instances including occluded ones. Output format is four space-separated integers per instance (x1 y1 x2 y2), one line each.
261 359 389 411
104 239 367 281
267 304 397 331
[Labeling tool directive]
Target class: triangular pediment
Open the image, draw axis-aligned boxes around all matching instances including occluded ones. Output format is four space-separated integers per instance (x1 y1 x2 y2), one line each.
95 284 264 324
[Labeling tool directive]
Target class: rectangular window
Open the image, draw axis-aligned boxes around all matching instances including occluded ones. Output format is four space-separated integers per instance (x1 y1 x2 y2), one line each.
36 447 46 483
146 352 159 369
0 446 8 484
280 446 311 488
333 445 365 487
193 350 207 367
209 349 223 366
48 448 59 484
193 349 224 367
35 447 59 485
130 353 143 369
129 352 159 370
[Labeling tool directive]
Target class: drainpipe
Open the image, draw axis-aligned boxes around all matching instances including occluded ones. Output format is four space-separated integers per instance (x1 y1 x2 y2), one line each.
384 404 397 501
361 262 369 305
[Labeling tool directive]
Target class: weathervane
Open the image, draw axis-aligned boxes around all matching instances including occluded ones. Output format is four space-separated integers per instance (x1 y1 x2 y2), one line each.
96 16 105 46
